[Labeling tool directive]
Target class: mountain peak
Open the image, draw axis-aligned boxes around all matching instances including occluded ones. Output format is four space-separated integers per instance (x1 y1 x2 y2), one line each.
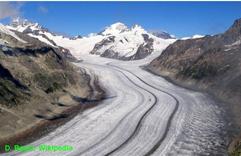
8 17 48 33
232 18 241 28
227 18 241 34
11 18 40 28
130 24 146 34
131 24 143 30
0 23 27 44
109 22 128 30
101 22 129 35
223 18 241 42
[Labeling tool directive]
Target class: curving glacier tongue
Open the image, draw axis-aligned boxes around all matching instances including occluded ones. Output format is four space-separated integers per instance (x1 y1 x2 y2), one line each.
6 52 233 156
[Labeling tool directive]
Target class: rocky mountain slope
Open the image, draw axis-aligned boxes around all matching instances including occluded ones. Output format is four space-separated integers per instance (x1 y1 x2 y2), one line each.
7 19 175 60
147 18 241 155
6 18 76 61
0 23 103 145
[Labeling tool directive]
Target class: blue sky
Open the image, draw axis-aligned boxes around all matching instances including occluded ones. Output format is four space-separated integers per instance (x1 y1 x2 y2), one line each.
1 2 241 38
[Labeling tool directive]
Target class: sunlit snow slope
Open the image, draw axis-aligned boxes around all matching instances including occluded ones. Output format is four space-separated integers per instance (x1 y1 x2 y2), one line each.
7 18 175 60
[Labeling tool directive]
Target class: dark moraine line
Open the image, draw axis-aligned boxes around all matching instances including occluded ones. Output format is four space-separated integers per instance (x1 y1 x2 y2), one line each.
107 64 180 156
102 65 159 156
74 63 152 156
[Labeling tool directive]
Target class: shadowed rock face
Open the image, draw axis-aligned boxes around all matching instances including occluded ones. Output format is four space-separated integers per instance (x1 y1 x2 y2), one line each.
147 18 241 154
0 27 101 139
90 36 116 55
0 63 29 107
129 34 154 60
0 43 90 107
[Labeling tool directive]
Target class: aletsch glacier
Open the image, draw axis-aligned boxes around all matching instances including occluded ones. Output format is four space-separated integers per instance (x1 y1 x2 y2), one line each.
1 18 233 156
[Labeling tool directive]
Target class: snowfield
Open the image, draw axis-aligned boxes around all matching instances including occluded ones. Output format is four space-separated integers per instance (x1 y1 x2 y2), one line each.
8 50 231 156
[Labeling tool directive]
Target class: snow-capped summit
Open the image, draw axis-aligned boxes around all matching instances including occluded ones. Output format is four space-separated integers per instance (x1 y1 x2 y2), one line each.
8 18 46 34
7 19 176 60
11 18 39 28
100 22 129 36
0 23 27 44
5 18 76 60
131 24 145 33
7 18 59 47
90 23 176 60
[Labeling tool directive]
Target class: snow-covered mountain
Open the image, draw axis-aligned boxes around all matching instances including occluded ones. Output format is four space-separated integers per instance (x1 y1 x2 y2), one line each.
0 23 27 45
7 18 176 60
7 18 58 47
90 23 176 60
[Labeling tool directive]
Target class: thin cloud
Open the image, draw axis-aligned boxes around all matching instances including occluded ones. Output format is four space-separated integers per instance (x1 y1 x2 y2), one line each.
0 2 22 19
38 6 48 14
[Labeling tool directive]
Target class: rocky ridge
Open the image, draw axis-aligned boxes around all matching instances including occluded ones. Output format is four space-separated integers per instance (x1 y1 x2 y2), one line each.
147 18 241 155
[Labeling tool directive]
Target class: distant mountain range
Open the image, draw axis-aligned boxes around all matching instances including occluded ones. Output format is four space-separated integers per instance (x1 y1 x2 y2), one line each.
6 18 176 60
